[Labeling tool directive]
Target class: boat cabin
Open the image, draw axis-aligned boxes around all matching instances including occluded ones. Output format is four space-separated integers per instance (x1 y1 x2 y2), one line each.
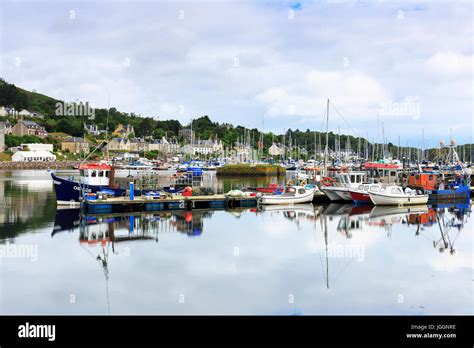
79 163 112 186
408 172 438 191
364 162 401 184
335 172 366 185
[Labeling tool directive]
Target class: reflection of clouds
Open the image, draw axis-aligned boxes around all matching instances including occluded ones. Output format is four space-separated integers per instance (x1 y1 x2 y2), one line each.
2 202 473 315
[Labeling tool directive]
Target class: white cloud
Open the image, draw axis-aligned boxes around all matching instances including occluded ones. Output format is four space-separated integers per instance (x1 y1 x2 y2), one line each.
0 1 472 143
426 51 473 78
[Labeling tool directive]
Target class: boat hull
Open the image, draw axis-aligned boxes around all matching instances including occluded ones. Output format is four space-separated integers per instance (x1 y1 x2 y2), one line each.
259 189 315 205
349 190 371 204
426 185 470 203
321 187 344 201
369 192 429 206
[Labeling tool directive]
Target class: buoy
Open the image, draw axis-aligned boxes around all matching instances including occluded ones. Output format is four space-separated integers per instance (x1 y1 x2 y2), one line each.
322 177 334 186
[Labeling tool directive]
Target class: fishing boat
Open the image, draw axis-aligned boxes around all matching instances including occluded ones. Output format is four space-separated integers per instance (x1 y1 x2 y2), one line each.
259 185 315 205
368 185 428 206
51 163 126 205
407 171 470 202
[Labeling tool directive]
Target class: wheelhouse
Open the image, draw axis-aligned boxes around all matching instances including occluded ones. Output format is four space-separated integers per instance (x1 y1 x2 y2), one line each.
79 163 112 186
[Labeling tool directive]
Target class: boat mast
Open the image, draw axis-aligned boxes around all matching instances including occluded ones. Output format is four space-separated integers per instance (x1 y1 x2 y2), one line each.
324 99 329 175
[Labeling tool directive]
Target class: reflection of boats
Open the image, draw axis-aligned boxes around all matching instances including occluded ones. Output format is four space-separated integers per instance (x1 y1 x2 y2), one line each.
259 186 315 205
369 205 429 219
258 203 320 220
369 186 428 206
321 203 354 216
51 208 81 236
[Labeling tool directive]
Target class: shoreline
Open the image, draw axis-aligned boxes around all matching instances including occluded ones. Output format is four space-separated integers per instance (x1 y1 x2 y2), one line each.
0 161 82 170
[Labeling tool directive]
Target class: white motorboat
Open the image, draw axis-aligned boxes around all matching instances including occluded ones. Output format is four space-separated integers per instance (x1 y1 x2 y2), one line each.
320 172 366 201
369 186 429 206
259 186 315 205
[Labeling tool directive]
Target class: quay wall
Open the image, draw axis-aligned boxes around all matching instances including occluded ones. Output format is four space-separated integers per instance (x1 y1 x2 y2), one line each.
0 161 82 170
216 164 285 176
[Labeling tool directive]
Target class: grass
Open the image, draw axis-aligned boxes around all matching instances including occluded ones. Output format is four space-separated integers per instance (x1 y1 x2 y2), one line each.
216 164 285 176
0 152 12 161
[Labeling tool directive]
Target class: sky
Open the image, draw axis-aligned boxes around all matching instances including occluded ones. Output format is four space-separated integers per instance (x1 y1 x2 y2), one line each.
0 0 472 146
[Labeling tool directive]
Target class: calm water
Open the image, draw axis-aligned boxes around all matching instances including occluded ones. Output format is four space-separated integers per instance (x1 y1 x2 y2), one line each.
0 170 472 315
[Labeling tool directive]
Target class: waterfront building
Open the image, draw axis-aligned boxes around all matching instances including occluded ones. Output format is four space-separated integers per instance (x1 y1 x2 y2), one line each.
12 119 48 138
18 109 33 117
129 138 149 153
106 138 131 152
60 137 90 154
12 150 56 162
20 143 54 152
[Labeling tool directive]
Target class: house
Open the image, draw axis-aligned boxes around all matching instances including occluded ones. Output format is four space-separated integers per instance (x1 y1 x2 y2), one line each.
3 121 12 134
20 143 54 152
0 122 5 152
106 138 130 152
84 123 105 136
12 119 48 137
18 109 33 117
149 137 180 154
61 137 90 154
112 124 134 138
12 151 56 162
268 143 285 156
182 138 223 156
129 138 149 153
0 107 8 117
178 128 193 141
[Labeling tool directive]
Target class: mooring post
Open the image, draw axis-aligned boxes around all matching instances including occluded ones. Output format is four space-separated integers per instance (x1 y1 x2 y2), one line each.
130 181 134 201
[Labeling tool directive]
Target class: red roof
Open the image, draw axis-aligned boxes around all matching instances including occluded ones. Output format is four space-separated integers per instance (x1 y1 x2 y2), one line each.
79 163 112 170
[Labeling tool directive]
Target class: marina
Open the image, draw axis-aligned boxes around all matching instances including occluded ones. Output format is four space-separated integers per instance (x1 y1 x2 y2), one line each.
0 169 472 315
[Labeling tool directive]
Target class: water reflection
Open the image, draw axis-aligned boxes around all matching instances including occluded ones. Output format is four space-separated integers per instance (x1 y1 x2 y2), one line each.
1 170 472 315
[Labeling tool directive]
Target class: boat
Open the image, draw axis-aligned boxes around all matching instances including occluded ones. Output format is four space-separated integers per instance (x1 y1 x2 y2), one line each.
320 172 366 201
407 171 470 202
348 183 383 204
51 163 126 205
259 185 315 205
247 183 284 194
368 185 429 206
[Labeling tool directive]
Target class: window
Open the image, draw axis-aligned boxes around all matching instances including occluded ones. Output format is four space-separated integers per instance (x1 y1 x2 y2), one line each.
391 188 402 194
91 171 97 177
350 175 356 183
98 171 104 177
105 171 110 178
358 185 364 190
298 188 306 194
390 171 396 177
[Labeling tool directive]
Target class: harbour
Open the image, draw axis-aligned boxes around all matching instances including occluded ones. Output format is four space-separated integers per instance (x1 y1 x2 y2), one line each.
0 169 472 315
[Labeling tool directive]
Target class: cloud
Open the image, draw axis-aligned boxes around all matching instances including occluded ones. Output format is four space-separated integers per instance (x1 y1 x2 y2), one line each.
426 51 474 78
0 0 472 143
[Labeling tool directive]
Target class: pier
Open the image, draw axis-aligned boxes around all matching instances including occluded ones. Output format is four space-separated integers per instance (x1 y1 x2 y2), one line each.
82 194 258 214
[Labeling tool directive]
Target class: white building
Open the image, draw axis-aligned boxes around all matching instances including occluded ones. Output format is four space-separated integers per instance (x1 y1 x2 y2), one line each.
20 143 54 152
18 109 33 117
12 151 56 162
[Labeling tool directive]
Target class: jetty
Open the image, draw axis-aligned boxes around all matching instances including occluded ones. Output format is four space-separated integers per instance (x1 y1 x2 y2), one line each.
82 194 258 214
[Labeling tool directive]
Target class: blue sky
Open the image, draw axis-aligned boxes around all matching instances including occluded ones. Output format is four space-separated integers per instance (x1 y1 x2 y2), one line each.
0 0 472 146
